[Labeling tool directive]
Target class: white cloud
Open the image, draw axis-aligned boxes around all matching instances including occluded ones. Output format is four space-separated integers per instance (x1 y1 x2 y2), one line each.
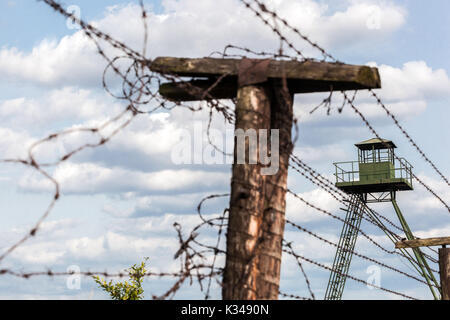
130 213 216 234
402 173 450 213
102 190 227 218
293 144 349 164
414 224 450 239
0 0 407 87
0 87 123 129
0 127 34 159
104 112 185 157
12 242 66 265
286 188 341 223
375 61 450 101
18 161 229 195
296 60 450 125
0 33 102 86
284 229 339 260
259 0 405 50
1 0 448 300
92 0 406 59
8 230 179 265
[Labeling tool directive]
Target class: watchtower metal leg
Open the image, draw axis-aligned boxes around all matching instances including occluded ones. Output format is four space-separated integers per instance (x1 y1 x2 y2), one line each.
392 198 441 299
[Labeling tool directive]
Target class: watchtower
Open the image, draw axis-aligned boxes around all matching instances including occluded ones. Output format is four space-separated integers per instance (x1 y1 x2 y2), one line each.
334 138 413 202
325 138 440 300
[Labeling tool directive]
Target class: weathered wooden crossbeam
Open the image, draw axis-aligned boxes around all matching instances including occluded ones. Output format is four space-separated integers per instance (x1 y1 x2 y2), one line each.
395 236 450 249
149 57 381 101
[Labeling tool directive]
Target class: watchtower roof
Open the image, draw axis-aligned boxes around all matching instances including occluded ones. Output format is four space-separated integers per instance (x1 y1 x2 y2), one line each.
355 138 397 150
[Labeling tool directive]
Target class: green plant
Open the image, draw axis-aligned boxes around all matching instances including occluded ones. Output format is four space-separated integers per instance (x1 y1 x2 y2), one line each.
93 258 148 300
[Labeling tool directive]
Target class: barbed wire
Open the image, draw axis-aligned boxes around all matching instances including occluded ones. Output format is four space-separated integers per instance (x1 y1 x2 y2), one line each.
240 0 339 62
282 241 418 300
284 187 438 272
239 2 447 294
341 91 450 213
369 89 449 187
245 0 448 190
278 291 312 300
288 155 441 272
235 0 449 217
0 0 446 302
288 158 406 239
0 0 238 300
0 268 222 281
285 171 441 300
285 219 438 288
289 155 439 253
284 237 316 300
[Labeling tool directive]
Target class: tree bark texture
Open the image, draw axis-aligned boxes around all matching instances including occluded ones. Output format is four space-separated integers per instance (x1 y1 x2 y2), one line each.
439 248 450 300
222 81 293 300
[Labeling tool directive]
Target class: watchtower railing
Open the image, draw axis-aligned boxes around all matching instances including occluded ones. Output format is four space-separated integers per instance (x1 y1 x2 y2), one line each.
333 158 413 186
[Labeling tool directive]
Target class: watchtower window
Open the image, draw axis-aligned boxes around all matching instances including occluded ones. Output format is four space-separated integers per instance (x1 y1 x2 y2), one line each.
358 147 394 164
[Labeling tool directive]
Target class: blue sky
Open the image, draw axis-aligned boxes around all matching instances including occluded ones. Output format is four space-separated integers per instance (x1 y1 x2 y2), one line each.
0 0 449 300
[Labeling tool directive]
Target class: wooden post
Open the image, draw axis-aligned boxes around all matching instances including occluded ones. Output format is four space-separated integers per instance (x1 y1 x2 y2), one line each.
257 80 293 299
149 56 380 300
439 247 450 300
396 237 450 300
222 80 294 300
222 84 272 299
395 236 450 249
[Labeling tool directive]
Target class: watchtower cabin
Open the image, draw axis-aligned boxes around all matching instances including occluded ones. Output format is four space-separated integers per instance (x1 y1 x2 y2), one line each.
333 138 413 203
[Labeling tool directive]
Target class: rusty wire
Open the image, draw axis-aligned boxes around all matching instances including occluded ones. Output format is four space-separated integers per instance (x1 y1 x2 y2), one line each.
0 0 234 299
285 219 438 288
341 91 450 213
288 155 440 267
247 0 449 189
0 0 446 301
282 241 418 300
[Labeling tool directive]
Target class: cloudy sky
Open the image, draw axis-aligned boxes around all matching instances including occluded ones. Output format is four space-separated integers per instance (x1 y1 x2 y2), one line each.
0 0 449 300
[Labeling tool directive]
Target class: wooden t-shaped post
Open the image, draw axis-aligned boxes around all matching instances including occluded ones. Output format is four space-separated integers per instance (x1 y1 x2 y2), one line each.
150 57 381 300
396 237 450 300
